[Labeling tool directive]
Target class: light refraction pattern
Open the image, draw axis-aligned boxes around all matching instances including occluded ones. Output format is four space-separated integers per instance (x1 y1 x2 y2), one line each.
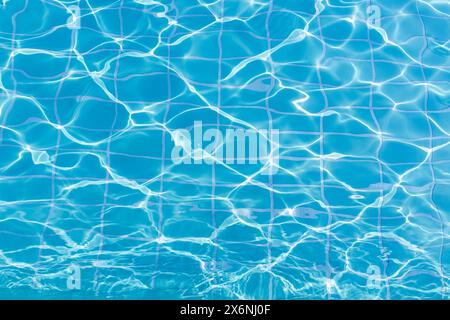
0 0 449 299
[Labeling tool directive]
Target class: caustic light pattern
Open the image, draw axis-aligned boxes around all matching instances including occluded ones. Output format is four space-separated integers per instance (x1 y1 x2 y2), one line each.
0 0 449 299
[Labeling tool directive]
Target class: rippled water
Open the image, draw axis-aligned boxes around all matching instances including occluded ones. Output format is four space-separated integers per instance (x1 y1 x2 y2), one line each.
0 0 448 299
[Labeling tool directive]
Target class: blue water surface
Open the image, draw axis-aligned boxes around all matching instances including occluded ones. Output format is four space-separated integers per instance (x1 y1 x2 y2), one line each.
0 0 449 299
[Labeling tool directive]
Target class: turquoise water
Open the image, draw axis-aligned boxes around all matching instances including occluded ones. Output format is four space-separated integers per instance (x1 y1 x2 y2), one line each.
0 0 448 299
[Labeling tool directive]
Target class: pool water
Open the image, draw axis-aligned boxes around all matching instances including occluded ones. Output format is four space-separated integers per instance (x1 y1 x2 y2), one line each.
0 0 448 299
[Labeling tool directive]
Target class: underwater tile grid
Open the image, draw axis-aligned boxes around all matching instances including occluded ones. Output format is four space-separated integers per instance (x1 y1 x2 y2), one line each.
0 0 449 300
